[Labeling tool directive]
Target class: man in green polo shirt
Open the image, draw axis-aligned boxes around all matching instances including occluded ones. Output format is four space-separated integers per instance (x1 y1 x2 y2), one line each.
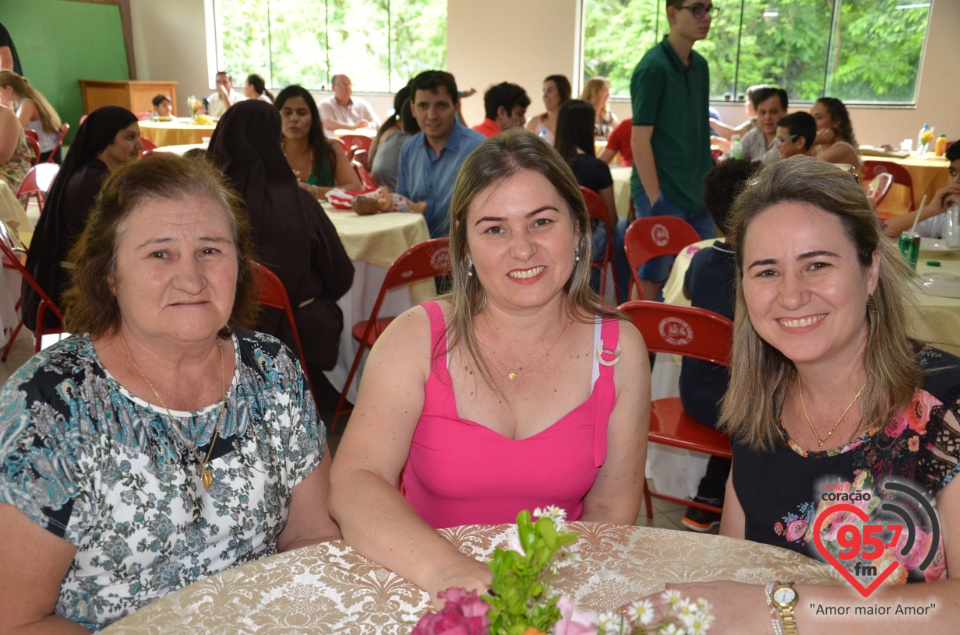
626 0 718 300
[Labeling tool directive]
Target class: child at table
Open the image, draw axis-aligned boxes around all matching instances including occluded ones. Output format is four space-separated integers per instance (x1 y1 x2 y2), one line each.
883 141 960 238
679 158 761 532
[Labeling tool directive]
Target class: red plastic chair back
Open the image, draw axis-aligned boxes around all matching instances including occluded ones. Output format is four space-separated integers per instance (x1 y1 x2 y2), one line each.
46 123 70 162
340 133 372 160
352 147 370 170
862 160 916 212
330 238 451 432
352 159 378 189
865 172 893 209
619 300 733 518
580 186 615 299
619 300 732 365
0 220 64 355
139 136 158 153
623 216 701 299
15 163 60 212
252 262 316 400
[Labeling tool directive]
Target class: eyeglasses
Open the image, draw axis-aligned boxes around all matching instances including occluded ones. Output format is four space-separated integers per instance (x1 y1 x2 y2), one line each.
775 134 800 146
833 163 861 185
678 3 720 20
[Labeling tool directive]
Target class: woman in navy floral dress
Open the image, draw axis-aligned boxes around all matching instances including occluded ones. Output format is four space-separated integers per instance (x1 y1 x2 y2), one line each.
0 154 339 631
656 158 960 633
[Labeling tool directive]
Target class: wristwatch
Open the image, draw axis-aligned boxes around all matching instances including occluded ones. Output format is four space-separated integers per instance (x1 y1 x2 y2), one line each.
770 581 799 635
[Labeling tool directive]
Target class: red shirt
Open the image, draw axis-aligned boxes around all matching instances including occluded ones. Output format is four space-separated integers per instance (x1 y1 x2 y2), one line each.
472 118 502 138
605 118 633 167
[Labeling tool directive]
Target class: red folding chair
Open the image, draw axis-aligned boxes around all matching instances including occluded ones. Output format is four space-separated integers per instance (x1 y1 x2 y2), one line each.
339 133 372 162
330 238 451 433
252 262 315 401
865 172 894 217
619 300 733 519
0 220 64 358
46 123 70 163
15 163 60 212
623 216 701 299
862 160 916 213
579 186 615 300
139 137 157 155
352 159 378 189
352 148 370 170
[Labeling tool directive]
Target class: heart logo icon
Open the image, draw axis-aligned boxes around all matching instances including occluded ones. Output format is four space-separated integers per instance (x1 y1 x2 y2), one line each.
813 503 899 597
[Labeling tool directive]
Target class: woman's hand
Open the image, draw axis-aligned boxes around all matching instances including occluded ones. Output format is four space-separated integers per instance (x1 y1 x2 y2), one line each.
625 581 771 635
815 126 837 147
423 557 493 608
297 181 321 199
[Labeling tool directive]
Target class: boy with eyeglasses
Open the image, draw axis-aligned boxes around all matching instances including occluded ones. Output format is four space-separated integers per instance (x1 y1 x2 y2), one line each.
625 0 719 301
775 112 817 160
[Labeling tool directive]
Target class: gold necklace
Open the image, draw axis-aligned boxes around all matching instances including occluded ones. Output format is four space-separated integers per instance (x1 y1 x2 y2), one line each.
119 335 227 489
797 375 867 451
482 319 570 381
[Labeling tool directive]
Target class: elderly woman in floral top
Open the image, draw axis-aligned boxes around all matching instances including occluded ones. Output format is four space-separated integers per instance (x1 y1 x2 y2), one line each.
0 155 339 632
656 158 960 634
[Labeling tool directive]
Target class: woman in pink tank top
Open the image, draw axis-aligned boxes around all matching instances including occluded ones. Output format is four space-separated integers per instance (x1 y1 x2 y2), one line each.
330 129 650 604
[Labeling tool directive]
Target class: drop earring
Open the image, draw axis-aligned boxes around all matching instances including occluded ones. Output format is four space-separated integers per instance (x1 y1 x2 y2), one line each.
467 258 474 277
574 245 581 262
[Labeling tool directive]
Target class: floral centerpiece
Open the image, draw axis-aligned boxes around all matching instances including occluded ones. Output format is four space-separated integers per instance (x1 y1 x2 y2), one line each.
413 507 714 635
185 96 213 125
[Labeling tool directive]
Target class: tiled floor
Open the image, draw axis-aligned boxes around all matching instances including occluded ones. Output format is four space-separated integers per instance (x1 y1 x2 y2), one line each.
0 326 717 536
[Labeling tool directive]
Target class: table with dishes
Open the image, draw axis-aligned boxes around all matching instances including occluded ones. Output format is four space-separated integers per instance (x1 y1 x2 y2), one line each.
138 118 218 147
322 203 434 402
871 154 951 216
104 522 842 633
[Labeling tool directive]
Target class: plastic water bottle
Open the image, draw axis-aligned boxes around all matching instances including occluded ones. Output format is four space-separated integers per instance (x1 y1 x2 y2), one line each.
730 134 743 159
917 123 931 156
945 204 960 249
539 127 549 140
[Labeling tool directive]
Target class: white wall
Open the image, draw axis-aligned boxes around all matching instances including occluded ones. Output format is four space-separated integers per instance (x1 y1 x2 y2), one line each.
130 0 957 145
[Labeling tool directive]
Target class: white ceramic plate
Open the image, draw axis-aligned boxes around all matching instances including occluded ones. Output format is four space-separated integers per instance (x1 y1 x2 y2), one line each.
918 273 960 299
919 237 960 253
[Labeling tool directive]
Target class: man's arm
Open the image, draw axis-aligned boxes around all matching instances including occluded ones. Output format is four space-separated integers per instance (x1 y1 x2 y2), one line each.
631 125 660 204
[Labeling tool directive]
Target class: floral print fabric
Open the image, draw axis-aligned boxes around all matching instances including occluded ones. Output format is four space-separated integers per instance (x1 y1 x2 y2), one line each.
733 345 960 584
0 331 323 630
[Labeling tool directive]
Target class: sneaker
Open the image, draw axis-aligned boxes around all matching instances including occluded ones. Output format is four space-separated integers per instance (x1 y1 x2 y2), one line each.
682 502 721 532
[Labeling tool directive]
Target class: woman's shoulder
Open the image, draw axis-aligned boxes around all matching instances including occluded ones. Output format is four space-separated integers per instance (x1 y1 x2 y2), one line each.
0 335 98 406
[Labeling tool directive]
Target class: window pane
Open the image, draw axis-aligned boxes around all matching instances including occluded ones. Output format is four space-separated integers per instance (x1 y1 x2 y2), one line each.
582 0 664 98
390 0 447 90
216 0 272 87
826 0 930 103
733 0 835 103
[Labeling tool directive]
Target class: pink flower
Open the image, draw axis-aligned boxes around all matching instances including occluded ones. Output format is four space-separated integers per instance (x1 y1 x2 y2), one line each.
785 519 808 542
551 596 599 635
774 522 784 536
412 588 491 635
885 413 908 438
908 436 920 452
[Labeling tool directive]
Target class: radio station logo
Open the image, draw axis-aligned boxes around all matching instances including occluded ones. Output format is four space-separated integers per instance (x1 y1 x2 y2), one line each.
813 481 940 597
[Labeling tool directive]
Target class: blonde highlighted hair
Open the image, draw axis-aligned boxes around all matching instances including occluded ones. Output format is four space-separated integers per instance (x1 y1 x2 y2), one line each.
579 77 611 121
0 71 62 135
719 157 921 451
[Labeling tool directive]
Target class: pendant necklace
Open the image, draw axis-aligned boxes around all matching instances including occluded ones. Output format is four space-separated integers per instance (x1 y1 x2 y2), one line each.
482 319 570 381
797 375 867 451
119 335 228 489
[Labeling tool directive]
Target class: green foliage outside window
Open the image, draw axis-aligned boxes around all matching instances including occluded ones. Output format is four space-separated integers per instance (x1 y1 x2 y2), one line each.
214 0 447 93
583 0 931 104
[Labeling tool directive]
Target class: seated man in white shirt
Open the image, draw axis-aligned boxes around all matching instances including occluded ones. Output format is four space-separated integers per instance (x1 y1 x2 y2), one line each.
206 71 246 118
318 74 380 138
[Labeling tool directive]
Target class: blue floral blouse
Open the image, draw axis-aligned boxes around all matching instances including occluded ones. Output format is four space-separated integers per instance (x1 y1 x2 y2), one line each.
0 331 323 630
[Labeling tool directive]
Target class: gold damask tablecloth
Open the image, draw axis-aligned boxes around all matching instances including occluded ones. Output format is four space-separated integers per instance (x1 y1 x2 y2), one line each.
105 523 841 634
139 119 217 147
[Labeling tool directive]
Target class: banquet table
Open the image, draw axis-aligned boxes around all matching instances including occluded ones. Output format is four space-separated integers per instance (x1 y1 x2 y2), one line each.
104 522 841 634
871 154 951 216
153 142 207 156
323 204 435 402
139 118 217 147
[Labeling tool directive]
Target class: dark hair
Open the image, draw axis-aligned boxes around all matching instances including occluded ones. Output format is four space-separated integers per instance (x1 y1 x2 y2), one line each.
816 97 857 146
947 140 960 163
544 75 572 104
411 70 459 105
216 71 232 81
151 94 171 108
482 82 531 120
400 97 419 135
370 82 412 164
776 112 816 151
702 159 761 236
62 154 259 337
275 85 337 179
245 73 274 102
554 99 597 164
749 86 787 111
